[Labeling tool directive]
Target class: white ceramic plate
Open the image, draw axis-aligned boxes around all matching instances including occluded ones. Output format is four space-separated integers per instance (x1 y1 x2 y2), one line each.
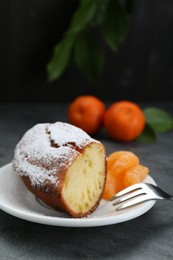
0 163 156 227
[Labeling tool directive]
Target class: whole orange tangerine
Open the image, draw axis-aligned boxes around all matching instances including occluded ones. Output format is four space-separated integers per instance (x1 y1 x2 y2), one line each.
68 95 106 134
104 101 145 141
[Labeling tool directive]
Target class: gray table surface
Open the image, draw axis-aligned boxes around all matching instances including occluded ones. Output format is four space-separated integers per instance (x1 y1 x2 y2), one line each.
0 102 173 260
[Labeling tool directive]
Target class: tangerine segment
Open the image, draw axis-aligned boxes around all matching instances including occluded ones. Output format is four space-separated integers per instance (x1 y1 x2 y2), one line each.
124 164 149 187
113 173 125 194
103 151 149 200
107 151 126 170
102 173 116 200
108 151 139 177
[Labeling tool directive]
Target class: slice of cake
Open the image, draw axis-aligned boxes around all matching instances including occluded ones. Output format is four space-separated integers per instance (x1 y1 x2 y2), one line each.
13 122 107 217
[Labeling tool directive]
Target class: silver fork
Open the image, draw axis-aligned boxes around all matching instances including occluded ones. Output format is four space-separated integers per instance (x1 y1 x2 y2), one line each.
110 183 173 211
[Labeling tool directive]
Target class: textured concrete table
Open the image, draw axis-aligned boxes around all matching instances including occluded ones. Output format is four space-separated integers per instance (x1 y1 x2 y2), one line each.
0 103 173 260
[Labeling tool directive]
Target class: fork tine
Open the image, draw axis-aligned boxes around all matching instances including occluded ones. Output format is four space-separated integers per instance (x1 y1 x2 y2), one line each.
116 194 149 211
112 189 146 206
110 183 145 201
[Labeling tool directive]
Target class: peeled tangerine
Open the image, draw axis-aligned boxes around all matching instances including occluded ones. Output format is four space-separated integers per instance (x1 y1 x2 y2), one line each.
102 151 149 200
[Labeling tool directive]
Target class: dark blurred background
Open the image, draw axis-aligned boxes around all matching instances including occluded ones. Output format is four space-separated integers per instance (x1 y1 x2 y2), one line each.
1 0 173 102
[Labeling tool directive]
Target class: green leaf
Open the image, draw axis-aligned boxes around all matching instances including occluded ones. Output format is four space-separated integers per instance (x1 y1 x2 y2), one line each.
46 0 133 83
47 34 74 82
143 107 173 133
102 0 127 52
74 31 104 83
69 0 97 34
137 123 157 143
91 0 110 25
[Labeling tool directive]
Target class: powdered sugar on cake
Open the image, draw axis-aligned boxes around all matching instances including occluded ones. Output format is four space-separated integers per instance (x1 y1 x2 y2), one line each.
13 122 99 188
48 122 98 148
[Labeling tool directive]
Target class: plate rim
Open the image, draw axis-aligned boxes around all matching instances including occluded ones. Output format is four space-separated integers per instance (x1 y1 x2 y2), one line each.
0 163 156 227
